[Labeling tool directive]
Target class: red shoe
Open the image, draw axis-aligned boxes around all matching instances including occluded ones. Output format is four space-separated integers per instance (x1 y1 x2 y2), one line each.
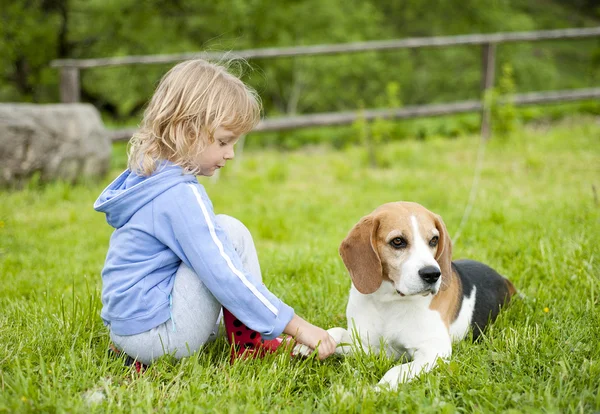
223 309 288 362
108 343 147 373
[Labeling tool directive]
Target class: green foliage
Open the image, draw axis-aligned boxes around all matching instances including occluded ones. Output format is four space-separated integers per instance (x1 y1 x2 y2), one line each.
350 82 406 168
0 0 61 101
371 81 403 143
351 101 373 167
1 0 598 127
1 118 599 411
486 63 519 138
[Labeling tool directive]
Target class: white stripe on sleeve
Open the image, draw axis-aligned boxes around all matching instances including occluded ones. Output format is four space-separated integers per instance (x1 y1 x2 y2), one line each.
187 184 279 316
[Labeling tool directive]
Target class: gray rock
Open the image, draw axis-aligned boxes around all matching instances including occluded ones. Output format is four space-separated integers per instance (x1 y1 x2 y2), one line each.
0 103 111 186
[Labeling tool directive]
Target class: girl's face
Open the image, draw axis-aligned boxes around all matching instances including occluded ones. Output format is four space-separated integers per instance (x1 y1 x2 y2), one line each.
196 127 239 176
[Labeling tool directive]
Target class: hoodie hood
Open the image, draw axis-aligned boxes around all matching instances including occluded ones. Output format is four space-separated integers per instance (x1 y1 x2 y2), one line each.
94 162 197 228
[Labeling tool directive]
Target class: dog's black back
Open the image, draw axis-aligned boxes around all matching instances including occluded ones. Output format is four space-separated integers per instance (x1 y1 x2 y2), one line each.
452 259 515 340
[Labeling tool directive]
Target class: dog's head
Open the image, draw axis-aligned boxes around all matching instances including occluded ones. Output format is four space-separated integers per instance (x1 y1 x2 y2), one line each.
339 202 452 296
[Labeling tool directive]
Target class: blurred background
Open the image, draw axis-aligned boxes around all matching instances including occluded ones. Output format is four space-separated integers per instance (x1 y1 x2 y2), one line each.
1 0 599 146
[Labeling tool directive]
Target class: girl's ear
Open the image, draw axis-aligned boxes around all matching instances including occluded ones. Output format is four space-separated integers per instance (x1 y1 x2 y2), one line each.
434 214 453 291
339 215 383 294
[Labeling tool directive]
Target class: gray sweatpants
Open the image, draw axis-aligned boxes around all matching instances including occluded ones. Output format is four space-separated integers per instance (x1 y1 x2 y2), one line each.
110 214 262 365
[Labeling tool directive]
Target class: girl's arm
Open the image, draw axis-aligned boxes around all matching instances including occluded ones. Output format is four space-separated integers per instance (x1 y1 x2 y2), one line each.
154 183 295 339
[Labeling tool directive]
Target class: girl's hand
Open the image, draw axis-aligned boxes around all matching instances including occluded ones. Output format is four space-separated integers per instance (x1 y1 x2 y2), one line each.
283 314 337 360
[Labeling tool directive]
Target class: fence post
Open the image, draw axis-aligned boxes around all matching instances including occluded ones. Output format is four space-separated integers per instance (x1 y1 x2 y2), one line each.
59 66 80 103
480 42 496 140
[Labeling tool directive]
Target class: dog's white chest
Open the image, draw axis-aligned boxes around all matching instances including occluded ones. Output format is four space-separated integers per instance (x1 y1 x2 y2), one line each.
346 285 449 359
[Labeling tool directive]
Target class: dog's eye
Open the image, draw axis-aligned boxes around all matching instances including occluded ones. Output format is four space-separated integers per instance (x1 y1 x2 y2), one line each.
429 236 439 247
389 237 407 249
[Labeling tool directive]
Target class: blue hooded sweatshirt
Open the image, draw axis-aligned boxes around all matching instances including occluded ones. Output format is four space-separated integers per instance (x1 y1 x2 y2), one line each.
94 162 295 338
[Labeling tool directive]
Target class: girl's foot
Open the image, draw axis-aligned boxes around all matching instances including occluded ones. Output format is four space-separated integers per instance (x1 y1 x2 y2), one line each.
223 309 290 362
108 343 147 373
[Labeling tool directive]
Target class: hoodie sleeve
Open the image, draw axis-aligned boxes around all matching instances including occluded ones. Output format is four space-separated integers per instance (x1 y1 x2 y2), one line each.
153 182 294 339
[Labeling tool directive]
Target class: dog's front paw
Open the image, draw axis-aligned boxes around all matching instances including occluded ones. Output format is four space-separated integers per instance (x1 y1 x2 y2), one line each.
327 327 347 344
327 327 353 355
291 343 313 358
378 364 415 391
373 381 394 393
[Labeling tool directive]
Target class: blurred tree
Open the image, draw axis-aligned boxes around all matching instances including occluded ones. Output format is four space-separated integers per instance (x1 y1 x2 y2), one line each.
0 0 61 101
0 0 598 124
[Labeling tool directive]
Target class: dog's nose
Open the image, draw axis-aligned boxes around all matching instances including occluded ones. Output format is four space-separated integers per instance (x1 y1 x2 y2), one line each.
418 266 441 284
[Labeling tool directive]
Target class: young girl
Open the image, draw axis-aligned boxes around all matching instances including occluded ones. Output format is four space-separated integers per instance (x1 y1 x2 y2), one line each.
94 59 336 366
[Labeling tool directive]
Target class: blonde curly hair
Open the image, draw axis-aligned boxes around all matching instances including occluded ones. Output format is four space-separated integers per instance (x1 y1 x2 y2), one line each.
128 59 261 176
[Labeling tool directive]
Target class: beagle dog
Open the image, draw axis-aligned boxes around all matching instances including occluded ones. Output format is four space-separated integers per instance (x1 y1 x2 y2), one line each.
327 202 516 390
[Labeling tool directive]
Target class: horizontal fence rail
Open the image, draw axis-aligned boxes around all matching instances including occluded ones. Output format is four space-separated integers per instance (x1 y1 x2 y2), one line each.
51 27 600 140
51 27 600 69
108 88 600 141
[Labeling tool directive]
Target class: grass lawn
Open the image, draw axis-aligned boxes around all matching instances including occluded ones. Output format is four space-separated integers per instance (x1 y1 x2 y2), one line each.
1 117 599 413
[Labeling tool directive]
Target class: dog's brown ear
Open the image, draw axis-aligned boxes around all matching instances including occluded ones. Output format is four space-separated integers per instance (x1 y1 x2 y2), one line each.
339 216 382 294
434 214 453 291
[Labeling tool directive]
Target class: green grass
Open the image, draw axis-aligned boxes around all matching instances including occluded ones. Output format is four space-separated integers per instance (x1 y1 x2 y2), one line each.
1 117 599 413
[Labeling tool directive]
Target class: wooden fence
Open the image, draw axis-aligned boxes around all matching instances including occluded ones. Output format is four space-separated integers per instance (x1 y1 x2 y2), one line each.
51 27 600 140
